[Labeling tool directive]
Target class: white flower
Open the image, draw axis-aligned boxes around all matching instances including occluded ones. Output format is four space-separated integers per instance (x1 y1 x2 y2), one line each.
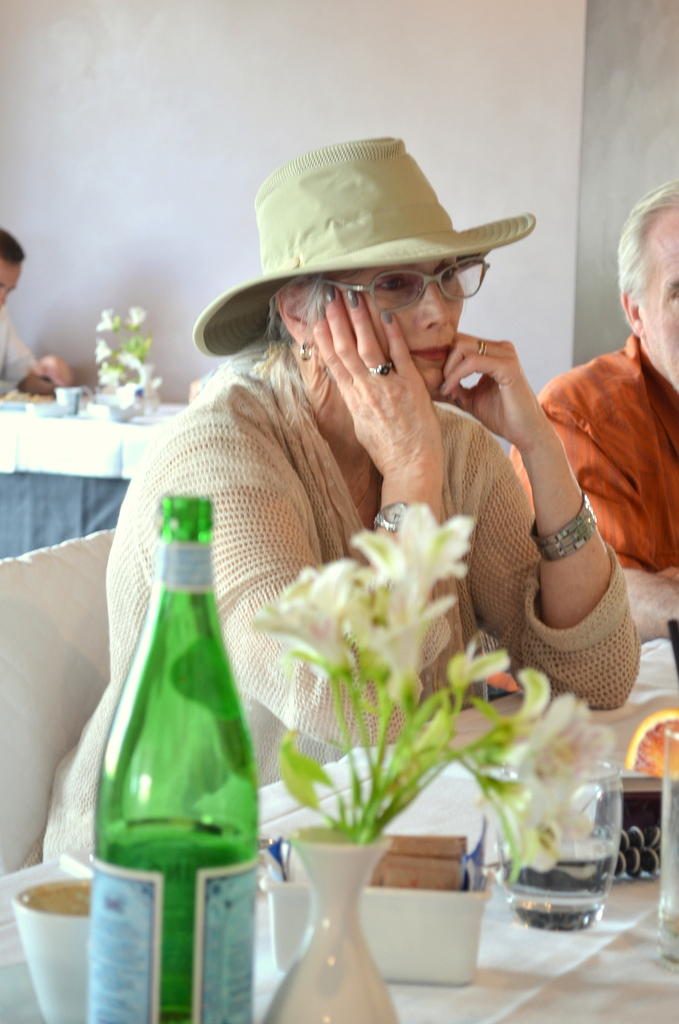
447 639 511 691
254 561 362 675
352 505 474 602
97 364 123 388
126 307 147 329
94 340 112 364
355 587 456 700
255 505 477 705
96 309 115 332
494 692 615 870
511 692 614 784
118 350 143 376
512 667 551 724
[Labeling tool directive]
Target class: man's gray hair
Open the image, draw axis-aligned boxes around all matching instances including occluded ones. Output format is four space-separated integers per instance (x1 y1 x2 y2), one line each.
618 180 679 300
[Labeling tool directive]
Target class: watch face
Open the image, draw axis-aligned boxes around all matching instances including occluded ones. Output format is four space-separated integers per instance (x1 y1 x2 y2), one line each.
382 503 408 528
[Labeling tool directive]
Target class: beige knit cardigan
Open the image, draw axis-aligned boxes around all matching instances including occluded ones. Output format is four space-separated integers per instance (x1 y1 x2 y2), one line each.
42 357 639 860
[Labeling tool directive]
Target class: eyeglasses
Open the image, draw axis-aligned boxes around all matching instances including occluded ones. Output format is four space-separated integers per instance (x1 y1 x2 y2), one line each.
324 258 489 313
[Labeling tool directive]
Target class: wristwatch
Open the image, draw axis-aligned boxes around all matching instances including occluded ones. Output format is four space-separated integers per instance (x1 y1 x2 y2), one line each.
374 502 409 533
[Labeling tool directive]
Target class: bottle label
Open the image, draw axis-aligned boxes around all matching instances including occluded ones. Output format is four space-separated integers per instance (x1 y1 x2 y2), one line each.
155 542 213 592
89 861 164 1024
192 861 257 1024
88 859 257 1024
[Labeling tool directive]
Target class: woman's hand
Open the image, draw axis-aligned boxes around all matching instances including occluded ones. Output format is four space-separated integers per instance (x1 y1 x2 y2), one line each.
440 333 550 455
312 288 444 515
440 334 614 628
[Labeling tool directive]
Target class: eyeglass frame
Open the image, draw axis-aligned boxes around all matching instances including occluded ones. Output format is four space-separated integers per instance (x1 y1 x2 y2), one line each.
322 257 489 313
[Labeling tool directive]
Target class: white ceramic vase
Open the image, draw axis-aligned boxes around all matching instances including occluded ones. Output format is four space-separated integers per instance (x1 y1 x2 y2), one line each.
137 362 161 414
263 828 398 1024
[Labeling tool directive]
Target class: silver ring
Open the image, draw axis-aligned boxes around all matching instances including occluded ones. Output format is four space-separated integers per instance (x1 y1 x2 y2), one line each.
368 362 393 376
477 339 487 357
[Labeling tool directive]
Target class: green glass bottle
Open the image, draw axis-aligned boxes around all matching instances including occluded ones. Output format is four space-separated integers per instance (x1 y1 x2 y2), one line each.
89 496 258 1024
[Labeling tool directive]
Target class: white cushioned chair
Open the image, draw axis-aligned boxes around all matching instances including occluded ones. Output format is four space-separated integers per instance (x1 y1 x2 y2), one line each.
0 530 113 875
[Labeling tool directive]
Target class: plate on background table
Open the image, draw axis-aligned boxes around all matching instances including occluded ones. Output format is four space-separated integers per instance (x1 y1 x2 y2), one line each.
24 402 66 418
87 402 138 423
0 391 56 411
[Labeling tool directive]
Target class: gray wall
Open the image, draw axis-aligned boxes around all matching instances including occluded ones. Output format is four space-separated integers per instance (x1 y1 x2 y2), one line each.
574 0 679 367
0 1 587 401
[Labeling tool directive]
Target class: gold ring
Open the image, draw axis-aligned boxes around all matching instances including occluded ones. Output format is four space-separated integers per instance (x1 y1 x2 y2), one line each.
478 339 487 357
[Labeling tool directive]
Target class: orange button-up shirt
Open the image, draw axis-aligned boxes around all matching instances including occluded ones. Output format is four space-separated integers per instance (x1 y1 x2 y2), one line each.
511 335 679 572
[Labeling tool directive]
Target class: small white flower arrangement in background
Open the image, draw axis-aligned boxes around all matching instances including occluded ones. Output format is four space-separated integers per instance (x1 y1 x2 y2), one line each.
94 307 161 392
254 504 614 872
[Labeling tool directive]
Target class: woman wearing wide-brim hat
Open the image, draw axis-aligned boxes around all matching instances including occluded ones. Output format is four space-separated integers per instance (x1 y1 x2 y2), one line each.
43 138 638 857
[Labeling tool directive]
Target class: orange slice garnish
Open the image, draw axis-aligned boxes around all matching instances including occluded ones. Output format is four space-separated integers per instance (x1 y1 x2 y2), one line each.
625 708 679 777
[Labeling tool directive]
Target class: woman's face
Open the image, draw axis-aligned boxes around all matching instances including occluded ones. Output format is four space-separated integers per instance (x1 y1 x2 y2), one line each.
334 261 465 397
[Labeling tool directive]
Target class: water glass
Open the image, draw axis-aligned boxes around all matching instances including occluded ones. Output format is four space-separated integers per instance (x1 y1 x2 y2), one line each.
659 724 679 967
501 762 622 930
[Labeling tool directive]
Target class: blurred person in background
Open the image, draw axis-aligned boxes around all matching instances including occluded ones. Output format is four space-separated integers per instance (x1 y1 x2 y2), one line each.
0 229 73 395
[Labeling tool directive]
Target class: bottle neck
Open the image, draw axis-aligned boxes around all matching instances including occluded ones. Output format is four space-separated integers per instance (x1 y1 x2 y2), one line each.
154 540 213 593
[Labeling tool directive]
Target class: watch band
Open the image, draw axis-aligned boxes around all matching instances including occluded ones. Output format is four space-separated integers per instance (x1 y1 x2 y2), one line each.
374 502 409 533
531 493 597 561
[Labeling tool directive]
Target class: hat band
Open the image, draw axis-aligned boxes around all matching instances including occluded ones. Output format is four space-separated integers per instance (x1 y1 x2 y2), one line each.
264 203 452 275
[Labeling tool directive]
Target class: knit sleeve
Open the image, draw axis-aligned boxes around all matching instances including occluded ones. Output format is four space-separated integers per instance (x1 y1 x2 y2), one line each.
445 412 639 709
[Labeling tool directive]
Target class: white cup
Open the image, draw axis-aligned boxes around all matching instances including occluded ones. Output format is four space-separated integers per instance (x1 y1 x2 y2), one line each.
55 386 91 415
13 879 90 1024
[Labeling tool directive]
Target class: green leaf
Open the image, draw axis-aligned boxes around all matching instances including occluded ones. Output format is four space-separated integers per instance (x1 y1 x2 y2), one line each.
413 706 451 753
468 696 501 721
279 732 333 810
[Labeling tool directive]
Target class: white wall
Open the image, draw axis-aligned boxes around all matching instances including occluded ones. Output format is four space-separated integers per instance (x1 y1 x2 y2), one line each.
575 0 679 365
0 0 587 401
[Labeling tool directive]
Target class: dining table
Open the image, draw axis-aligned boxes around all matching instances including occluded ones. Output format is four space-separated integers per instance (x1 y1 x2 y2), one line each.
1 638 678 1022
0 402 185 558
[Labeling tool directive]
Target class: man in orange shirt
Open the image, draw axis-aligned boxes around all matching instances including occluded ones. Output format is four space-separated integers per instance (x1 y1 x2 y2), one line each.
512 181 679 641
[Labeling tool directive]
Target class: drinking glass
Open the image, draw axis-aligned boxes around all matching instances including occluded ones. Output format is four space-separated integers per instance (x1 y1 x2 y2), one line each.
659 724 679 967
501 762 622 930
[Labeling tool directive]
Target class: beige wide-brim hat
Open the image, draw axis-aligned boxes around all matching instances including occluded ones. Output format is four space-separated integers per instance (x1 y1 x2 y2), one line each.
194 138 536 356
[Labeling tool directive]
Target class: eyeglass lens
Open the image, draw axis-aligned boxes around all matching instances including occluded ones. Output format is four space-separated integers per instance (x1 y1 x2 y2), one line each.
372 262 484 311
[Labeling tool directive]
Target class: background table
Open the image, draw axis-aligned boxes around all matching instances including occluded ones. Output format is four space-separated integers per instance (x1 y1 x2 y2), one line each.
1 639 678 1022
0 404 185 557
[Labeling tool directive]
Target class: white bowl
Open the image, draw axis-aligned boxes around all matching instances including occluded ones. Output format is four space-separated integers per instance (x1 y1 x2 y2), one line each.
24 402 66 418
87 402 138 423
92 392 134 408
260 876 490 985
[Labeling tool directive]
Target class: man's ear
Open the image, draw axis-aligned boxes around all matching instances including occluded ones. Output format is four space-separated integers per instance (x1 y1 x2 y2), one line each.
621 292 645 339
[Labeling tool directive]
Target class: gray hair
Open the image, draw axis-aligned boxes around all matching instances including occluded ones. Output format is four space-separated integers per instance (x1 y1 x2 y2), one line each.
618 180 679 300
265 274 327 346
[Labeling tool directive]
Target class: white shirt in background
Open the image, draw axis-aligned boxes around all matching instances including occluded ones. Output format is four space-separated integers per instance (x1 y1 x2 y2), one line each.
0 305 36 392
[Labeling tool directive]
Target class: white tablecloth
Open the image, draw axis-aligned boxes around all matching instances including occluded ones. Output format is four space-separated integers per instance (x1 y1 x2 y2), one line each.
0 404 185 479
2 640 679 1022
